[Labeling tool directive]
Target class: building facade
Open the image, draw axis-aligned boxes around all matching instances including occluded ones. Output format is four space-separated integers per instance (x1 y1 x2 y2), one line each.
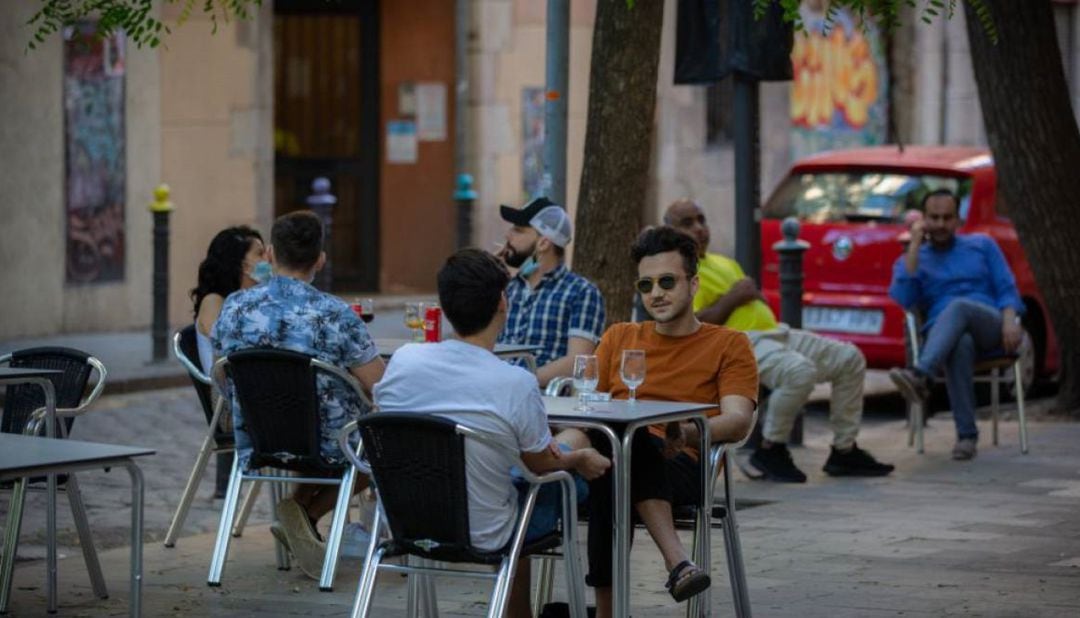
1 0 1078 339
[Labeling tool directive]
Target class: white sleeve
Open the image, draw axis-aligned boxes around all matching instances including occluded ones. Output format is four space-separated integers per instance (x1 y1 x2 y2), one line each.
514 376 553 454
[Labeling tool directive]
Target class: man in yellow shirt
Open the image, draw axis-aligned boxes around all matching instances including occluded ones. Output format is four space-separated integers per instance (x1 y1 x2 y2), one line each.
665 199 894 483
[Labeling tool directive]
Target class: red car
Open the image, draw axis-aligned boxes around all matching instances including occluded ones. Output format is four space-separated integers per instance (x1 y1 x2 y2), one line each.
759 146 1058 389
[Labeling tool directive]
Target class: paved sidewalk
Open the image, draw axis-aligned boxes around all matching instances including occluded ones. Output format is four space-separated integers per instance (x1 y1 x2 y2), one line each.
2 388 1078 616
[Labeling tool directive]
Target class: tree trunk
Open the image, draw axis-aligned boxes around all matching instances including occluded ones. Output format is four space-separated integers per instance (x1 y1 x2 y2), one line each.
964 1 1080 415
573 0 665 324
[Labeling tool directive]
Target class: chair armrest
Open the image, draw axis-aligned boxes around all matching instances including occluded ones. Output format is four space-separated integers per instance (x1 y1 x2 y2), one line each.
26 356 108 425
173 331 212 386
544 376 574 397
337 419 372 475
312 359 375 409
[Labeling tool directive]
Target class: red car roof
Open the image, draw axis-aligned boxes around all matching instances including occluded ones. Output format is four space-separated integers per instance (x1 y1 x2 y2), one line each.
793 146 993 173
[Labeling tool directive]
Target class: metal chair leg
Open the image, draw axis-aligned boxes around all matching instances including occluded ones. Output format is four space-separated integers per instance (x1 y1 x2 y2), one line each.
907 401 916 447
991 368 1001 446
164 435 215 547
268 481 290 571
1015 362 1029 454
914 402 925 454
532 556 555 616
207 458 244 586
231 478 262 538
351 540 386 618
65 474 108 599
722 462 752 618
319 468 356 591
0 478 29 614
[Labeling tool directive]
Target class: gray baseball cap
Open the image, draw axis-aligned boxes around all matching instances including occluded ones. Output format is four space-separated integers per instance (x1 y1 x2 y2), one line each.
499 197 573 248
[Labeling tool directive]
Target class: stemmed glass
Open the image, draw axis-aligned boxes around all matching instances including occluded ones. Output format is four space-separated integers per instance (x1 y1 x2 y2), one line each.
620 349 646 403
404 302 425 342
573 355 599 412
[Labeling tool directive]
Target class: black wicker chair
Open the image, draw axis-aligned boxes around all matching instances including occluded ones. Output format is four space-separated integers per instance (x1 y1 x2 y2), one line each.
206 348 372 591
339 412 587 618
0 347 108 613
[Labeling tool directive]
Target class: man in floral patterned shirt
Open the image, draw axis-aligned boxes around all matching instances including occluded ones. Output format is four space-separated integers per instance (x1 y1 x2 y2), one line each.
213 211 385 579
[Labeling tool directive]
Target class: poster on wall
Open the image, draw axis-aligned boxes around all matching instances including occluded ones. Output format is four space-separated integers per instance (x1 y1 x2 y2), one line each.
521 87 546 198
64 21 126 285
386 120 418 164
789 1 888 160
415 82 446 141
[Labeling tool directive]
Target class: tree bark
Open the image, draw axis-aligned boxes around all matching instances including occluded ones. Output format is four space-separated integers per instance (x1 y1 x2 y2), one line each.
573 0 665 324
964 1 1080 415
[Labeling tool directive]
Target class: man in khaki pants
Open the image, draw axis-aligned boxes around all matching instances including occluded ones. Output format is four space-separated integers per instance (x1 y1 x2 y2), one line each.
664 199 894 482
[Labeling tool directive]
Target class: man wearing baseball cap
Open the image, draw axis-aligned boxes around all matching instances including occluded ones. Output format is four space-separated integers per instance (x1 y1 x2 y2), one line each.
497 197 606 387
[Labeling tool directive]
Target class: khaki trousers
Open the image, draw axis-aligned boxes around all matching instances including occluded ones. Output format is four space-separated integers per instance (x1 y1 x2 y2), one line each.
749 325 866 449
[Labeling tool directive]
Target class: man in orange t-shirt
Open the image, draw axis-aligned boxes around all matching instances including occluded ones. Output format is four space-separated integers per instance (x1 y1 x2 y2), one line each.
584 226 758 618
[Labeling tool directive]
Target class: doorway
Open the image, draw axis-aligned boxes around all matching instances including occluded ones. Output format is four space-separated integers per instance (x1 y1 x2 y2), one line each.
273 0 379 291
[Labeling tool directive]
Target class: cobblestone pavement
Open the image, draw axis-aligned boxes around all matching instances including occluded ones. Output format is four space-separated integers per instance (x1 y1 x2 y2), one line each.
3 389 1080 616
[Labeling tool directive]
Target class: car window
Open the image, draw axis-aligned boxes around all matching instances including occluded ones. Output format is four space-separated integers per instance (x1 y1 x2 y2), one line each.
764 172 973 223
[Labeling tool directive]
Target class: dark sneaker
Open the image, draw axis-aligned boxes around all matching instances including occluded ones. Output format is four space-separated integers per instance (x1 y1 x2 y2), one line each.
749 444 807 483
952 438 978 461
823 443 895 477
889 367 931 404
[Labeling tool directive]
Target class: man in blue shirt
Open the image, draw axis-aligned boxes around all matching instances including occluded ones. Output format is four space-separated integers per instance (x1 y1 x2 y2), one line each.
214 211 385 578
888 190 1024 460
496 197 606 387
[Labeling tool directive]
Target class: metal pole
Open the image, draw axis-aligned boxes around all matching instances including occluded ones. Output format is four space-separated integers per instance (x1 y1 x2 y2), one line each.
454 173 477 249
544 0 570 206
149 184 173 361
774 216 809 445
733 74 762 280
307 177 337 292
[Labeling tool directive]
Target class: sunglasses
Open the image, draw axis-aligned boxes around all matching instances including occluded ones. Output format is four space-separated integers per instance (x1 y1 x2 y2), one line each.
635 274 683 294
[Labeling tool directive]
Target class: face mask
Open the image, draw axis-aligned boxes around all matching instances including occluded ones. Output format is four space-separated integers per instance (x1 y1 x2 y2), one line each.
518 255 540 277
249 260 272 284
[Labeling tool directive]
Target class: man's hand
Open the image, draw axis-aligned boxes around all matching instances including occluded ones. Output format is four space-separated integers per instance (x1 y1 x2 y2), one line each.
662 421 686 459
573 448 611 480
909 218 926 245
1002 319 1023 354
729 278 761 306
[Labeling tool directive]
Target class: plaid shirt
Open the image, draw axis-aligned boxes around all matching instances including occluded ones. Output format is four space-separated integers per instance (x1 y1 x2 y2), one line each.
498 264 606 368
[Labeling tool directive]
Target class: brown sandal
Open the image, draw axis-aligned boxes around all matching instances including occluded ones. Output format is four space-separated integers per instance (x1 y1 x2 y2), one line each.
665 560 711 602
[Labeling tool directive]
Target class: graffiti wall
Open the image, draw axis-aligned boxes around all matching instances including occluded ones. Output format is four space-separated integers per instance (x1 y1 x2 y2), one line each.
64 22 126 284
790 4 889 160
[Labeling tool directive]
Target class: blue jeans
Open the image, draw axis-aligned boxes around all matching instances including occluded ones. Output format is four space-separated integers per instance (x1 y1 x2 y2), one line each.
512 444 589 543
915 298 1004 441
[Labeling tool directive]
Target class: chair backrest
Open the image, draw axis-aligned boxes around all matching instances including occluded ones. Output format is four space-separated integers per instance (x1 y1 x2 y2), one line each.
355 412 474 561
174 325 219 429
1 347 95 436
222 348 333 472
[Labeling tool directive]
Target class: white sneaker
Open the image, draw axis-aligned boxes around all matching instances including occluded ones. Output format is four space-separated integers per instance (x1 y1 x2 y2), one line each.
340 522 373 560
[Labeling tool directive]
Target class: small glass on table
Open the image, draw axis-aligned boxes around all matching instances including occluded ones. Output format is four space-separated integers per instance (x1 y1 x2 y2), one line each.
404 302 425 342
573 354 599 412
620 349 646 403
351 297 375 324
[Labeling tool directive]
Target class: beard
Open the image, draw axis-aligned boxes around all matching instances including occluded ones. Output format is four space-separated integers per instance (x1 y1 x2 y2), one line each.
504 241 536 268
646 296 692 324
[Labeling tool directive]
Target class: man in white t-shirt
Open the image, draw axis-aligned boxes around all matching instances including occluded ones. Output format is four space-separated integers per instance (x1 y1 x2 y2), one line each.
374 248 610 617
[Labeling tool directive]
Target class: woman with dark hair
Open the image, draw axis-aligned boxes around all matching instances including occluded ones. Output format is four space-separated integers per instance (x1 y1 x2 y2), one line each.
191 226 268 499
191 226 268 374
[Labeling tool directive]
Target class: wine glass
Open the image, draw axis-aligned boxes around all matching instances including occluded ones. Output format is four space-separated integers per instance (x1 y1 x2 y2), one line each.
620 349 646 403
573 355 599 412
404 302 425 342
351 297 375 324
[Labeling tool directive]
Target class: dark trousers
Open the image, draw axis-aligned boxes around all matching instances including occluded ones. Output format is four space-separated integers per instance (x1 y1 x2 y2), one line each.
585 429 702 587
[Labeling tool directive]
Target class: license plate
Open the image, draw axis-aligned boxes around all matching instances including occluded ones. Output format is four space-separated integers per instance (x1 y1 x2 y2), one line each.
802 306 884 335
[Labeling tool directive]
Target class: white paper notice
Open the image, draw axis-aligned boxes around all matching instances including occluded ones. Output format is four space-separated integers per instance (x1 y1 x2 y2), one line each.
386 120 418 164
416 82 447 142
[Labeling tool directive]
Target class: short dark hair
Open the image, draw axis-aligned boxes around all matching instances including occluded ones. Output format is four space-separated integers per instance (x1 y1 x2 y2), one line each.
437 248 510 336
921 189 959 213
271 211 323 271
630 226 699 276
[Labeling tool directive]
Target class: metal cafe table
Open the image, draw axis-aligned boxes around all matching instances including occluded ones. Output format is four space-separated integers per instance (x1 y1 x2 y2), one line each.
544 396 715 618
0 433 153 616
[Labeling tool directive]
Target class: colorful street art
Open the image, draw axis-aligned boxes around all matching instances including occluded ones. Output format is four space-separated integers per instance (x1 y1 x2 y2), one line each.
64 22 126 284
790 4 889 160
